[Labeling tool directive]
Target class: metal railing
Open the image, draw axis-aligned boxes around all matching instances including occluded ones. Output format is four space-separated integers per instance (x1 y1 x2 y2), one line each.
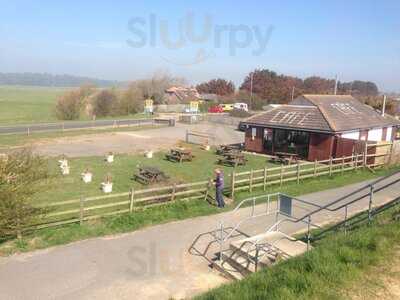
257 170 400 252
0 118 173 135
216 193 280 259
215 170 400 269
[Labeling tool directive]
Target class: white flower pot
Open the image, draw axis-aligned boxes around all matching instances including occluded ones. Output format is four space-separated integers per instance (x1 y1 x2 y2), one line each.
145 151 153 158
204 145 210 151
101 182 113 193
106 155 114 163
81 172 92 183
61 166 70 175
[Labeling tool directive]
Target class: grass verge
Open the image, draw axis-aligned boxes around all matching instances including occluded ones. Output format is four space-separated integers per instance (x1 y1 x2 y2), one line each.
196 200 400 300
0 166 397 256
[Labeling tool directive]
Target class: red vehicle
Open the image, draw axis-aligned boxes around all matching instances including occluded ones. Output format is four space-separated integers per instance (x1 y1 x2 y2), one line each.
208 105 224 113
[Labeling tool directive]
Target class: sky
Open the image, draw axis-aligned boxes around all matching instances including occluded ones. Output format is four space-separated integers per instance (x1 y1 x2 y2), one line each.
0 0 399 92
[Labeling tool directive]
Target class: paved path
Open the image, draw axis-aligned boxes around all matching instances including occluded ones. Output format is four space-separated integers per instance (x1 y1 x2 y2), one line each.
0 173 399 300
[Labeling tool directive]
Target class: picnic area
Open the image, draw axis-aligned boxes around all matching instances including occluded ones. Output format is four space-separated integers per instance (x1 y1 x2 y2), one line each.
32 144 280 206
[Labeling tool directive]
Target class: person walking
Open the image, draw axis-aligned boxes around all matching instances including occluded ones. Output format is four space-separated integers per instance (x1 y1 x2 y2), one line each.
214 169 225 208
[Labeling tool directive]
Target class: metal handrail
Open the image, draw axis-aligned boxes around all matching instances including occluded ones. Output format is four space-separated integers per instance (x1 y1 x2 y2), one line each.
274 171 400 230
217 170 400 268
218 193 279 243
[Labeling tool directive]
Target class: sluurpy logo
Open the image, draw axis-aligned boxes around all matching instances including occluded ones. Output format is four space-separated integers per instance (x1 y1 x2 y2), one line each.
127 12 274 65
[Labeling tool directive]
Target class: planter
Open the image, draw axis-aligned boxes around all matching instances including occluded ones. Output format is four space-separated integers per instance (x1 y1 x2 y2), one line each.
61 166 70 175
81 172 93 183
204 145 210 151
58 159 68 168
145 151 153 158
106 155 114 163
101 182 113 193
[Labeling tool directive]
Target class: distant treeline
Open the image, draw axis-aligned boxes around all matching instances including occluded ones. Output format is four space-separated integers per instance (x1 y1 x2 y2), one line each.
0 72 121 87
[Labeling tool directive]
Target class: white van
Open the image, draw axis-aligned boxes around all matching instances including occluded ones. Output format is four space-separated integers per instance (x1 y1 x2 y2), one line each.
233 102 248 112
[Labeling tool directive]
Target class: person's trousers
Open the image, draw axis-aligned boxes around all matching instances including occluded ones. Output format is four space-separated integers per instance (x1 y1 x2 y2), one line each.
216 187 225 207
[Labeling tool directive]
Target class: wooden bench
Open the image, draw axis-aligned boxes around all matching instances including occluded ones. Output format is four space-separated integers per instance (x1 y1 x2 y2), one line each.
216 145 241 156
270 152 299 165
165 148 194 163
134 166 168 184
218 152 247 167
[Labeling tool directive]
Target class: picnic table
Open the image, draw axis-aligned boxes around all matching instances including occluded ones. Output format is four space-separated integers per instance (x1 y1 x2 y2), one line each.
216 144 241 155
217 152 247 167
270 152 299 165
134 166 168 184
165 148 194 163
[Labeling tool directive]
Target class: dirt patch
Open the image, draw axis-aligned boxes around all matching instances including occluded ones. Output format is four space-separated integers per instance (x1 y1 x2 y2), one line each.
32 122 244 157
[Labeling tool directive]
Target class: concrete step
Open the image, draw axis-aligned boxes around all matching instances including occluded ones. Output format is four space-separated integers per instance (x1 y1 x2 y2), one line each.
213 257 245 281
221 249 273 275
230 231 309 260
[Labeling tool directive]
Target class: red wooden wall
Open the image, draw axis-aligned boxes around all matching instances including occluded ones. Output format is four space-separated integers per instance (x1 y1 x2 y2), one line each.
245 126 264 153
308 133 334 161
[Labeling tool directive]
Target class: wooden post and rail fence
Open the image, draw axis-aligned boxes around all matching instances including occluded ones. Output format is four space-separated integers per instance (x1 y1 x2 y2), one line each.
32 152 391 231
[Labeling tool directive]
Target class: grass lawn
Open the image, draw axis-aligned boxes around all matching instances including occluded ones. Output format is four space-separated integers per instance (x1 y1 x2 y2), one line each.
32 145 276 205
0 166 396 256
196 203 400 300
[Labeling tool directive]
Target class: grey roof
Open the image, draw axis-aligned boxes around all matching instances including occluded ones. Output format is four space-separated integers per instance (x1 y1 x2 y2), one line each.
244 94 400 133
244 105 331 132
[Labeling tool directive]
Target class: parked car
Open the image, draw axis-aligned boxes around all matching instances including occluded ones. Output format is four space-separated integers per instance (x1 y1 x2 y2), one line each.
220 104 234 111
233 102 249 112
238 121 247 132
208 105 224 113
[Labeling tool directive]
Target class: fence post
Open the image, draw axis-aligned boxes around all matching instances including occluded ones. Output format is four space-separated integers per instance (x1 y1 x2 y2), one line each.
341 156 345 174
263 166 267 191
129 187 135 213
344 205 348 235
368 185 374 223
185 130 189 143
355 154 358 170
280 164 284 187
388 142 394 165
307 215 311 251
329 156 333 176
230 171 235 200
249 169 254 192
171 183 176 202
296 161 300 184
313 159 317 177
79 196 84 225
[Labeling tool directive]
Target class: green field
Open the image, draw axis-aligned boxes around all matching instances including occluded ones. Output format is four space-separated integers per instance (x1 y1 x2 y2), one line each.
0 86 66 124
0 86 144 126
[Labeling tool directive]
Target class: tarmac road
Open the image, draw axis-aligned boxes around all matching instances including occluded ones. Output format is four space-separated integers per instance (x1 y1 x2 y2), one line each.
0 118 168 135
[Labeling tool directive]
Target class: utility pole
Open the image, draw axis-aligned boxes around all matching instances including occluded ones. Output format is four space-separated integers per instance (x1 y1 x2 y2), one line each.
334 74 338 95
250 72 254 110
382 95 386 117
291 86 295 101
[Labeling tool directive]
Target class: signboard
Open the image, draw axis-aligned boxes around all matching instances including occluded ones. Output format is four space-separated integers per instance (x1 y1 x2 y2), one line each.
279 194 293 216
144 99 153 113
189 101 199 113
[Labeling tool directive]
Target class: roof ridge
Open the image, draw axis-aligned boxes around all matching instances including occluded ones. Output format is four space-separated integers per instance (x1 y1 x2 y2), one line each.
315 105 336 131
